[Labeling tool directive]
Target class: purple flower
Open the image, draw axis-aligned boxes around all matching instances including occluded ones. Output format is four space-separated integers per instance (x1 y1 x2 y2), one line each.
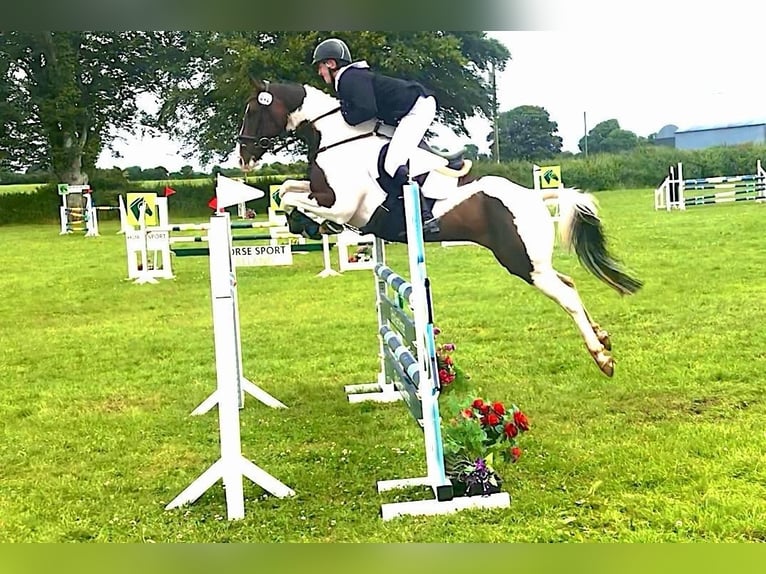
462 457 497 495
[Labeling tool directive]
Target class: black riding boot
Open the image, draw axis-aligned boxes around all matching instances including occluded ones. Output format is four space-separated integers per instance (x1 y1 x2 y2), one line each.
420 196 440 235
389 164 440 237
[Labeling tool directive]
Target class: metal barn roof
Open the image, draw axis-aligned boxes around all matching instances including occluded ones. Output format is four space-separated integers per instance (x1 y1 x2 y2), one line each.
677 118 766 133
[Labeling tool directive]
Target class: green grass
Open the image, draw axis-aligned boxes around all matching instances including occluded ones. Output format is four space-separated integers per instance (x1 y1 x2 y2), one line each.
1 189 765 542
0 183 45 194
133 175 302 189
0 174 302 195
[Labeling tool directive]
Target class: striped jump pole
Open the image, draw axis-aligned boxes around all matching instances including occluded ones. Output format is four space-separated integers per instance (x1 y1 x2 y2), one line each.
169 233 276 243
685 193 763 207
165 211 294 521
166 220 288 232
658 160 766 210
344 181 510 520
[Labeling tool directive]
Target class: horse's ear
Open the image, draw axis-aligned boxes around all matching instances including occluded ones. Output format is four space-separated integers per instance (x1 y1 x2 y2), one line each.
248 76 264 91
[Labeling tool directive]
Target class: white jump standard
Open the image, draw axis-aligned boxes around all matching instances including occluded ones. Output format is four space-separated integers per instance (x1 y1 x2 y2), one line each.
346 182 510 520
165 211 293 521
655 160 766 210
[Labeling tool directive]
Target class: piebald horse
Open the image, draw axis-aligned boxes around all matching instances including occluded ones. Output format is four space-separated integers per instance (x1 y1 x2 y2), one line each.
237 80 642 376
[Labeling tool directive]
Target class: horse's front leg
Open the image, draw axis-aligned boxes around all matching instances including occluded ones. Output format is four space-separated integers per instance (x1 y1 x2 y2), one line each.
278 179 334 208
281 189 361 226
278 179 311 197
280 192 345 224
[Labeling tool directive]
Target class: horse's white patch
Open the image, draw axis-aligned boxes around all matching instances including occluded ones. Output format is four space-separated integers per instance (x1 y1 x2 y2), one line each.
476 176 556 271
257 92 273 106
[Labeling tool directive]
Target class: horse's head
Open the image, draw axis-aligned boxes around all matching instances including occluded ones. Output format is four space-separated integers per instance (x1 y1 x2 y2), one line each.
238 79 306 170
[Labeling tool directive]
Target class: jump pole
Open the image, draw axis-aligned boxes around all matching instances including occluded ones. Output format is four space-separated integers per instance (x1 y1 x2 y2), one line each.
346 182 510 519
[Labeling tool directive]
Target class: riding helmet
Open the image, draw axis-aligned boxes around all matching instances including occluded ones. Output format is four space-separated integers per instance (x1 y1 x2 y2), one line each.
312 38 352 66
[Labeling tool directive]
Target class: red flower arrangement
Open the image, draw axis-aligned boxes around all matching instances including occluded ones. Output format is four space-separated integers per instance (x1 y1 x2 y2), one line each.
458 397 530 464
442 394 531 496
433 326 462 392
431 328 531 497
348 244 373 264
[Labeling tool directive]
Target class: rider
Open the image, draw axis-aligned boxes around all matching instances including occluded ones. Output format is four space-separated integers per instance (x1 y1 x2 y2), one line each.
311 37 440 235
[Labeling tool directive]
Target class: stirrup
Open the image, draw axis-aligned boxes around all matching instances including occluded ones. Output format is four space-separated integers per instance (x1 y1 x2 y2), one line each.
319 220 344 235
422 217 440 235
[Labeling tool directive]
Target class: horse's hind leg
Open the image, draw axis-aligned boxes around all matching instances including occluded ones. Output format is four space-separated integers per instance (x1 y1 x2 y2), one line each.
533 269 614 377
556 272 611 351
452 190 613 376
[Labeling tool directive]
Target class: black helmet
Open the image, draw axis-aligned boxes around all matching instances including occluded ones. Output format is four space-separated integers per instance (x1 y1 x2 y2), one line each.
312 38 352 66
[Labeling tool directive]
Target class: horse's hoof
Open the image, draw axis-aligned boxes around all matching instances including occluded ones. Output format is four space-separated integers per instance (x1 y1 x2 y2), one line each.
591 350 614 377
597 329 612 351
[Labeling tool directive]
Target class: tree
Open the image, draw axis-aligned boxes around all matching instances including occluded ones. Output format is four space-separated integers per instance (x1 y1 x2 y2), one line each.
579 119 639 154
142 166 170 181
154 32 511 166
464 144 480 160
0 32 184 183
124 166 144 180
489 105 563 161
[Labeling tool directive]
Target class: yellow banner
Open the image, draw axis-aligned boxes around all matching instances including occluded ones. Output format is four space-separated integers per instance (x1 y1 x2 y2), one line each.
539 165 562 189
126 193 158 227
269 185 284 213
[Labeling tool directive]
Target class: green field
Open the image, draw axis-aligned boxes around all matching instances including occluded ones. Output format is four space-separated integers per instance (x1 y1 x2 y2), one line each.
0 174 302 195
0 183 45 194
1 188 765 542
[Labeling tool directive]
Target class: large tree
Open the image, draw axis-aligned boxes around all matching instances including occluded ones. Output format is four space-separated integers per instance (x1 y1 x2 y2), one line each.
153 31 511 166
489 105 563 161
579 119 640 154
0 32 184 183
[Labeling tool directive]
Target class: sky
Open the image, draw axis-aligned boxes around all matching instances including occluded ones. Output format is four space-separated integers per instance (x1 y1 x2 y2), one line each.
96 22 766 172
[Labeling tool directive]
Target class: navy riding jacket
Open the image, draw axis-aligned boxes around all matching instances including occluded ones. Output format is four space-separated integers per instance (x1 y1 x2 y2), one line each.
334 62 435 127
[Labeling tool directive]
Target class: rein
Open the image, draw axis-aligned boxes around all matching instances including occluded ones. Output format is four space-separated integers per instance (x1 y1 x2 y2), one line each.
239 91 381 157
312 109 381 155
316 131 376 155
238 106 348 155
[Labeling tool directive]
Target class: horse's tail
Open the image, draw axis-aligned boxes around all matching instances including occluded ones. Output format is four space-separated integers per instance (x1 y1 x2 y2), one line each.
555 188 643 296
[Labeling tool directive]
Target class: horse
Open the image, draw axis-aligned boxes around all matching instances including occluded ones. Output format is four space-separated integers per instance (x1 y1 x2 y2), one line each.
237 79 643 377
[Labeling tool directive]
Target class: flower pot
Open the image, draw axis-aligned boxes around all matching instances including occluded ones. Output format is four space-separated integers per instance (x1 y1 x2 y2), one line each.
450 471 504 498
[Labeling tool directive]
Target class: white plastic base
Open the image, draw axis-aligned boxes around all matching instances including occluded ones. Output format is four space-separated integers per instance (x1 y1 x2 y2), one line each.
165 455 295 521
379 491 510 521
133 274 159 285
316 268 341 278
344 382 402 404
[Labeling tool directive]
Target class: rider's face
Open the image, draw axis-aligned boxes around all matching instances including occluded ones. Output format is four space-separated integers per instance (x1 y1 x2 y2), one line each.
317 60 335 85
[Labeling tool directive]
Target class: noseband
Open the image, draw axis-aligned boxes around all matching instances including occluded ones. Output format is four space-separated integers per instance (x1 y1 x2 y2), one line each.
237 134 280 150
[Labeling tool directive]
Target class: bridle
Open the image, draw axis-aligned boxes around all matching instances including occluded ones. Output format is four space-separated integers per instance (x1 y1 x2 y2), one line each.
237 81 379 157
237 105 344 156
236 80 287 153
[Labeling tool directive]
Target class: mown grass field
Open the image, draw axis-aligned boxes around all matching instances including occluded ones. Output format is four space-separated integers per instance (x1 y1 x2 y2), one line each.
0 183 45 194
131 176 296 189
0 175 302 195
1 188 765 542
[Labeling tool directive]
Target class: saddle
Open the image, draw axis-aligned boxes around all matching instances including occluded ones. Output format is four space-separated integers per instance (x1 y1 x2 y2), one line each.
375 140 473 199
416 140 472 177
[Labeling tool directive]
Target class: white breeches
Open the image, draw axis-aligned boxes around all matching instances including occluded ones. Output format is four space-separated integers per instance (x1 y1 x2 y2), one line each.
383 95 437 177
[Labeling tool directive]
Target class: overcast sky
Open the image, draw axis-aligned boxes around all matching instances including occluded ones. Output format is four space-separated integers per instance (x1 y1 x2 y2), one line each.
96 19 766 172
